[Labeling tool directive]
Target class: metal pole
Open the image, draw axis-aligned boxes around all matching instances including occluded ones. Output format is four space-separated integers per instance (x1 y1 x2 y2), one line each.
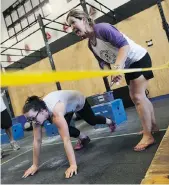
1 19 38 45
80 0 110 92
37 14 61 90
80 0 89 15
103 77 111 91
86 2 116 21
42 17 68 26
1 28 40 54
157 0 169 42
45 26 67 33
44 3 81 28
0 46 41 53
1 53 42 57
92 0 115 16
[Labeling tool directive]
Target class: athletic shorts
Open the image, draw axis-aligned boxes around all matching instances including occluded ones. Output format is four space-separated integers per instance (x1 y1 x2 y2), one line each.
125 53 154 85
1 109 12 129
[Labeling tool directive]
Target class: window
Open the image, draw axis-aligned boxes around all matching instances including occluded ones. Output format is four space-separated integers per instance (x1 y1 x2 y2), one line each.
3 0 50 38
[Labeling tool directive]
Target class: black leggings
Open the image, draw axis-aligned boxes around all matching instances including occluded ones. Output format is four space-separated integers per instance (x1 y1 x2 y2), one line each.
64 100 106 138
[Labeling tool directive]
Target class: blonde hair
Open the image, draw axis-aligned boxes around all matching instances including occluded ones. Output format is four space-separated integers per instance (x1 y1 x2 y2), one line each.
66 9 95 26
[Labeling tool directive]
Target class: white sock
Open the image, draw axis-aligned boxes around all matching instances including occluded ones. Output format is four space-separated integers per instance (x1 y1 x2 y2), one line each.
106 118 112 125
10 140 15 143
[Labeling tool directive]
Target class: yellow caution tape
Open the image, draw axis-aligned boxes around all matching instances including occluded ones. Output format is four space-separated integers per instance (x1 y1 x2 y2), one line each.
1 62 169 87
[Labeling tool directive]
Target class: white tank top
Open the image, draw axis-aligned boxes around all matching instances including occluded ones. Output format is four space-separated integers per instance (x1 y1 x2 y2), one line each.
43 90 85 115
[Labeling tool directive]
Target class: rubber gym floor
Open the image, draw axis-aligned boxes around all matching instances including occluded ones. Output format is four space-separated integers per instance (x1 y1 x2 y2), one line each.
1 97 169 184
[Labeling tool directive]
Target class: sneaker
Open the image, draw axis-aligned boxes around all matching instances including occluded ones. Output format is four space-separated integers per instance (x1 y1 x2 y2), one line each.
108 121 116 132
74 136 91 150
10 141 20 151
74 140 83 150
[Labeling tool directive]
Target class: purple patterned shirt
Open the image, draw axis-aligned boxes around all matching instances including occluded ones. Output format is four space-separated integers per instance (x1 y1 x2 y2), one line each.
88 23 147 69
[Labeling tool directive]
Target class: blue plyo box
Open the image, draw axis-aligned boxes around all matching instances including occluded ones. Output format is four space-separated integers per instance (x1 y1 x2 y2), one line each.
1 123 24 144
12 123 24 140
92 99 127 129
43 121 59 137
1 132 10 144
12 115 27 129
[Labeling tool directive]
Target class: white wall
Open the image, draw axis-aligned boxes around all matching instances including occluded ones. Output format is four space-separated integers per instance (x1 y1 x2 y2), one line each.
0 0 130 68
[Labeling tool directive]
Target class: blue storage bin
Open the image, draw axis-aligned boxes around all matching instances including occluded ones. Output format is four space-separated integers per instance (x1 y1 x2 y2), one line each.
87 91 114 106
43 121 59 137
92 99 127 128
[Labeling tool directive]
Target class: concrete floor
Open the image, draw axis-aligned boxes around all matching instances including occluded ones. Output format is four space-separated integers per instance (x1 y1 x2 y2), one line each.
1 98 169 184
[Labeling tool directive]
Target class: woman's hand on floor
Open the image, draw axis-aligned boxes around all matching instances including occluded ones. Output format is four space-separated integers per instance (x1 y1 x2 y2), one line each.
22 165 38 178
65 165 78 178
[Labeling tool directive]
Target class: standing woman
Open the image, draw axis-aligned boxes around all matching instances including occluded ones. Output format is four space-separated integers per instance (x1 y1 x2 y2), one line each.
66 9 159 151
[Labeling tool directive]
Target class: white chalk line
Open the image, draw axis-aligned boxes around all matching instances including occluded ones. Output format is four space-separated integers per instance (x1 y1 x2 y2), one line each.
1 148 32 165
1 128 166 166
